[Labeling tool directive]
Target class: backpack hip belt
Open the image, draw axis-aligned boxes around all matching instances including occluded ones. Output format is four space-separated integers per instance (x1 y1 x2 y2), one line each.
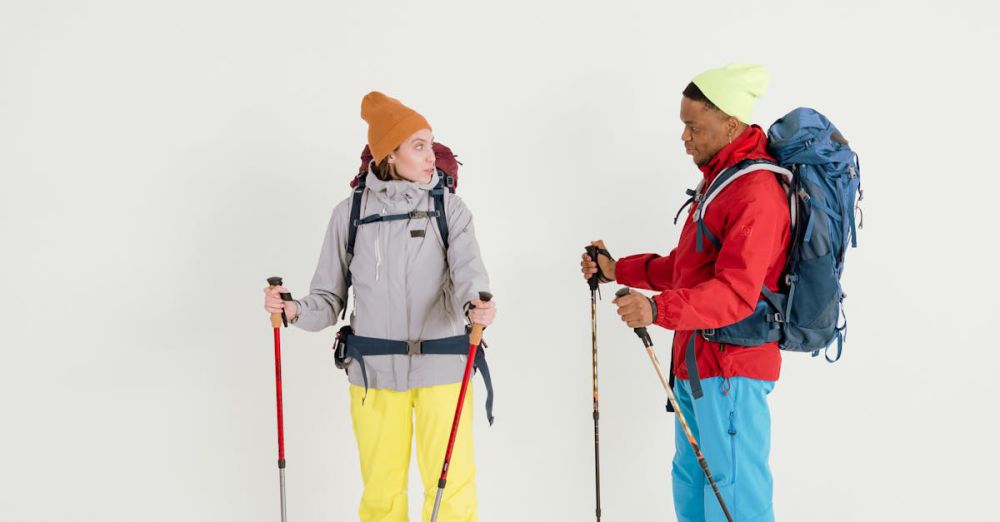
334 327 495 424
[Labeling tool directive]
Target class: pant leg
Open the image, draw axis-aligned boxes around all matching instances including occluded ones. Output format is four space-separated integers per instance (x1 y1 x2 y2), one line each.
727 377 776 522
350 384 415 522
672 376 706 522
672 377 776 522
414 382 478 522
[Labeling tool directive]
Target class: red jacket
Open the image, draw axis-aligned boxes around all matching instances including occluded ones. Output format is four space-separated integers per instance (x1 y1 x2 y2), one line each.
616 125 791 382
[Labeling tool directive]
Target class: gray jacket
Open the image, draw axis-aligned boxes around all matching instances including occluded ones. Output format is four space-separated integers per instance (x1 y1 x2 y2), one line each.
293 167 490 392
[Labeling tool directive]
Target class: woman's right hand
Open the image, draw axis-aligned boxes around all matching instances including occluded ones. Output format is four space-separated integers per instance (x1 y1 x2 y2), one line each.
581 240 616 283
263 285 298 320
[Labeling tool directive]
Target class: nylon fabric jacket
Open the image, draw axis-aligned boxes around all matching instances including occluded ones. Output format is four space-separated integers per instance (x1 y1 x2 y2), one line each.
615 125 790 382
293 166 490 391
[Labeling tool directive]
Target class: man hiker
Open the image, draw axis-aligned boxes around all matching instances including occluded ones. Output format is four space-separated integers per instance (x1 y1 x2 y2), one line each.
582 63 789 522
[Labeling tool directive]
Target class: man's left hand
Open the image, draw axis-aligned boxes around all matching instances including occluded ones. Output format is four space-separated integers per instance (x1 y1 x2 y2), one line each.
613 290 654 328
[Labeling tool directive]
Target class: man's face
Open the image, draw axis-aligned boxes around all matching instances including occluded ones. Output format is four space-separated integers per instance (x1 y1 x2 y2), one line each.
680 97 736 166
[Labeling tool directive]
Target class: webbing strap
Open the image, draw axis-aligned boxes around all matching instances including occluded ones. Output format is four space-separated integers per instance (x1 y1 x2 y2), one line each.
345 334 494 424
685 334 703 399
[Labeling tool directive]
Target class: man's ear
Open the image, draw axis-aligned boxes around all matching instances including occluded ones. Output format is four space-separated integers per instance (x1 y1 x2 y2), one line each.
728 116 742 134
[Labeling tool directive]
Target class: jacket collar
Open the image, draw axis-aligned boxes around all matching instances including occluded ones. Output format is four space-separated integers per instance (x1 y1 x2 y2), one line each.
365 162 438 204
698 124 772 186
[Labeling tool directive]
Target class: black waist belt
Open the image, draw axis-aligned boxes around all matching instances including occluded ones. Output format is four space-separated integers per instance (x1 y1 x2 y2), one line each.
345 334 495 425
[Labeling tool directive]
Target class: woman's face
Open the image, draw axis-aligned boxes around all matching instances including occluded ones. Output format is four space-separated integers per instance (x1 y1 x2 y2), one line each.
389 129 436 183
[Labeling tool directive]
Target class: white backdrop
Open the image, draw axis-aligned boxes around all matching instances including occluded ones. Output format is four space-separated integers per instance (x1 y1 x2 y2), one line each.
3 1 998 520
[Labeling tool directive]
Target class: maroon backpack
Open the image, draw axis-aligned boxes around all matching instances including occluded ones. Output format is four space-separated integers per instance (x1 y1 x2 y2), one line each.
351 142 460 192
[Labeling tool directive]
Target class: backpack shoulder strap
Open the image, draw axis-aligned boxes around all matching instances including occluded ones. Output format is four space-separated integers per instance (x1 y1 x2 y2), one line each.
695 159 791 223
343 172 367 317
692 159 792 252
431 170 449 249
347 173 366 259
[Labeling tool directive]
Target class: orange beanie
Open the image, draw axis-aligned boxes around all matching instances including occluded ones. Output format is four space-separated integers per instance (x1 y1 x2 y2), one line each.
360 92 432 163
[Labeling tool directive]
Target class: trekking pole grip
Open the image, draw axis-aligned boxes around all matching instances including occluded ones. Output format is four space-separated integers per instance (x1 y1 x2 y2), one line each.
615 287 653 347
469 291 493 346
585 245 601 291
267 276 291 328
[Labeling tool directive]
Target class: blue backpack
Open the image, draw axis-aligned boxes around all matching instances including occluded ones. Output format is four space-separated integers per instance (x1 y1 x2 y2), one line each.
696 108 862 362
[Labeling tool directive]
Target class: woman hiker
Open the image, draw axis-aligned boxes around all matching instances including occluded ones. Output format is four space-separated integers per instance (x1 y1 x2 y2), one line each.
265 91 496 522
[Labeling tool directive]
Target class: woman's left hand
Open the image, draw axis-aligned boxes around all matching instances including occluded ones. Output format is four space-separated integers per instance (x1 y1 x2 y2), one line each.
467 298 497 327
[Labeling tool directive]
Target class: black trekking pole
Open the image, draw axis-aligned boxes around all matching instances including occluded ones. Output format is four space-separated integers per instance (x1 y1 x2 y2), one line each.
267 276 292 522
614 287 734 522
584 244 612 521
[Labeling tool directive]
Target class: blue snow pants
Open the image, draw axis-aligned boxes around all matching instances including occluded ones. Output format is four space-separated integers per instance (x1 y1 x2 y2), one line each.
672 377 776 522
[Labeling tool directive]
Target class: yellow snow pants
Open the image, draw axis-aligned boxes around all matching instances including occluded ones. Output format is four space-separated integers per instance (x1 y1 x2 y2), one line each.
349 382 477 522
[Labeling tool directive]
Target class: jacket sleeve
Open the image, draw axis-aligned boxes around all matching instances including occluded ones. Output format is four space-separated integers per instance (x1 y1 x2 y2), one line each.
614 249 678 292
653 190 787 331
292 198 351 332
444 194 491 313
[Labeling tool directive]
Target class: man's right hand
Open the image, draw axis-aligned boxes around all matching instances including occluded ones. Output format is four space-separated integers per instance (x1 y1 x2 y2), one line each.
581 240 616 283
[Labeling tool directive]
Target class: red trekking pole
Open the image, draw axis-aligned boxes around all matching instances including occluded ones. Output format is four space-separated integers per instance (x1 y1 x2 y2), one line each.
267 276 291 522
430 291 492 522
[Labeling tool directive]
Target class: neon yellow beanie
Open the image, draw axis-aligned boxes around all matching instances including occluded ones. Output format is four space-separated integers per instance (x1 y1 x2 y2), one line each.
691 63 770 124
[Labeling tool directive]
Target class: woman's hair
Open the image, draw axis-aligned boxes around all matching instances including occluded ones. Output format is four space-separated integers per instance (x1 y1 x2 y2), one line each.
682 82 720 112
374 152 399 181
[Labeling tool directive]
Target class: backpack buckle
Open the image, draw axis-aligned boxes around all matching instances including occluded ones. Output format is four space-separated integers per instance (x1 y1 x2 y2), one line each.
333 326 353 369
407 340 422 356
409 211 428 219
445 175 455 189
701 329 716 339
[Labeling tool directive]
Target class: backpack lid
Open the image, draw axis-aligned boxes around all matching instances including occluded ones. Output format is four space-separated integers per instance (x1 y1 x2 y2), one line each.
767 107 855 166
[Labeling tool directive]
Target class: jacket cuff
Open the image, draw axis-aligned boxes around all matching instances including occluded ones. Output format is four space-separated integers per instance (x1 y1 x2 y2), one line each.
652 292 679 330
